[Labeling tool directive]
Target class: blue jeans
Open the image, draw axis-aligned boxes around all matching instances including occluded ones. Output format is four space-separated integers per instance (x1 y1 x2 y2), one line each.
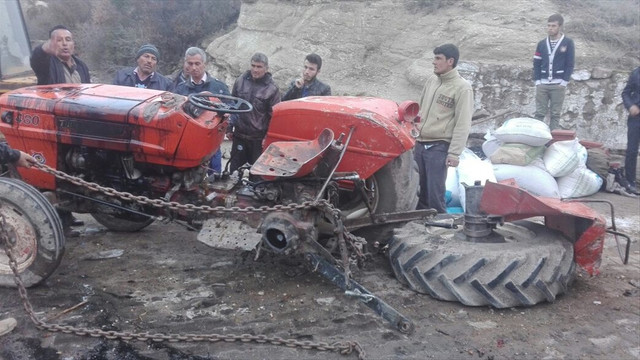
209 149 222 174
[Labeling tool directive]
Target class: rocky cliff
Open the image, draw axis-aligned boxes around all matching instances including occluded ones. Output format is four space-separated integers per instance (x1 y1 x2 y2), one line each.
206 0 638 149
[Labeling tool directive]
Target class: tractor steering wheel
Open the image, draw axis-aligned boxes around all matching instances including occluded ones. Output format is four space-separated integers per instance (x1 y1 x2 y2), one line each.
188 93 253 114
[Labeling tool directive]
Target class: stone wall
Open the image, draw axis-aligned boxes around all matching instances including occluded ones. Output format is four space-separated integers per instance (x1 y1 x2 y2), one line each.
205 0 634 150
456 63 630 149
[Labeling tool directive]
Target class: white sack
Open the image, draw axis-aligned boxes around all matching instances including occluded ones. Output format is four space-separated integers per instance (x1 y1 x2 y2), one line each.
445 166 461 207
482 130 502 157
557 165 603 199
494 117 552 146
543 139 585 177
458 148 496 211
493 159 560 198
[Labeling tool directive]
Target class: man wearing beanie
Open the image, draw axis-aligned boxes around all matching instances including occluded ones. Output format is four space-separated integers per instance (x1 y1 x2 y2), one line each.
113 44 173 91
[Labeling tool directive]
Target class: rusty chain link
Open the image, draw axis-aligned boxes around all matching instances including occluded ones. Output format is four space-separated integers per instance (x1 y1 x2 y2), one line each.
34 163 333 216
0 164 367 359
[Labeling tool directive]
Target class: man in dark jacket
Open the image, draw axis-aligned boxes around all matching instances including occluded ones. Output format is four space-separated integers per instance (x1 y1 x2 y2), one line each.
228 52 281 173
0 143 36 168
172 61 189 89
30 25 90 85
175 47 229 96
282 53 331 101
533 13 575 130
175 47 230 175
622 67 640 194
0 142 36 338
113 44 173 91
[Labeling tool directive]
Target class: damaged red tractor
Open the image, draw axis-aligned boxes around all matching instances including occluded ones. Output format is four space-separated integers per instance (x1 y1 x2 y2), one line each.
0 84 628 333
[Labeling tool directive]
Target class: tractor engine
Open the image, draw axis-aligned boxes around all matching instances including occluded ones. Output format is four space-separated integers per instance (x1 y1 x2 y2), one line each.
62 145 206 195
57 144 209 223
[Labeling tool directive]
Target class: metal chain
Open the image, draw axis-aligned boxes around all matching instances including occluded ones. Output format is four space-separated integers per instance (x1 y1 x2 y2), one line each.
33 163 367 267
0 165 366 358
34 163 322 215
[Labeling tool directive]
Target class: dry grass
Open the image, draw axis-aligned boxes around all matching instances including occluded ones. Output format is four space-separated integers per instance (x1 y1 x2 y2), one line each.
554 0 640 69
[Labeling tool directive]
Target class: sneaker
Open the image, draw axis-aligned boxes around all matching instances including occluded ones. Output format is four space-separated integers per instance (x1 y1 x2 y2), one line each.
611 167 631 188
0 317 17 337
610 168 637 193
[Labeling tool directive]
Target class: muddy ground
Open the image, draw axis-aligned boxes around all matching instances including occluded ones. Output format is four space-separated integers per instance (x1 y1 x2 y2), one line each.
0 188 639 360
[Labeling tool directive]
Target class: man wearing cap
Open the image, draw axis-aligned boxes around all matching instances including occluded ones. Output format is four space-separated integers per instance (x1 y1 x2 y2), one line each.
30 25 90 85
113 44 173 91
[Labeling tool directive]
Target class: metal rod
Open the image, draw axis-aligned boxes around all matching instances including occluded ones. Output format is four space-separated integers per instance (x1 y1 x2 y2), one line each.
314 126 356 203
306 252 415 334
563 198 630 264
57 189 156 219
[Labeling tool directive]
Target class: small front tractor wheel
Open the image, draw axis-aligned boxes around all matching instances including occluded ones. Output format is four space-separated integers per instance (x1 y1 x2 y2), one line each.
0 178 65 287
389 220 575 308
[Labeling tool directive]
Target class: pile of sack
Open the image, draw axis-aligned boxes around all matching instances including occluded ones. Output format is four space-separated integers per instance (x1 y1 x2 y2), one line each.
445 117 633 211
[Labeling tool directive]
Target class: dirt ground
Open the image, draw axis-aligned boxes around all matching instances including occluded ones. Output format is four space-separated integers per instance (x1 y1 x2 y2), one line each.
0 182 638 360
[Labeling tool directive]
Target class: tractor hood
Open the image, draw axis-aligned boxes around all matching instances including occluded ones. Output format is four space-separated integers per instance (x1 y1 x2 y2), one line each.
0 84 225 189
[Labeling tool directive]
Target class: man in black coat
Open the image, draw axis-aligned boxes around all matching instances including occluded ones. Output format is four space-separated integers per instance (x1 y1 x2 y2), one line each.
282 53 331 101
30 25 90 85
0 143 36 168
622 67 640 194
0 142 36 338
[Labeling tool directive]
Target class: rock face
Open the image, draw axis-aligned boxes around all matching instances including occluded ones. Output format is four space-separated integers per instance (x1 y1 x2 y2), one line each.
206 0 635 149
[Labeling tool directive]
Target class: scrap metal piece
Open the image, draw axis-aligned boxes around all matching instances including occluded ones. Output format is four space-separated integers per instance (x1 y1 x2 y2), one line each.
480 180 607 275
306 252 415 334
343 209 437 230
197 218 261 251
251 128 335 179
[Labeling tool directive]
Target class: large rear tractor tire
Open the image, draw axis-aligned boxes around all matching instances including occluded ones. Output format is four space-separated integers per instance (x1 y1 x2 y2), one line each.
0 178 65 287
340 150 419 244
389 220 575 308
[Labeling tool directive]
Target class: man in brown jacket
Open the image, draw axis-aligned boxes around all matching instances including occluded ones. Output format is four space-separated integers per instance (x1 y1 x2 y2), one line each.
227 52 281 173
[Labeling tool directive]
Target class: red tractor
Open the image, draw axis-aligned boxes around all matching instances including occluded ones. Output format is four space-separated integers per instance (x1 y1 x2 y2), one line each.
0 84 625 332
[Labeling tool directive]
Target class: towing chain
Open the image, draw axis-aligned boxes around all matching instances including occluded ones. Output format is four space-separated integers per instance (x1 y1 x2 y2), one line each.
34 163 366 263
0 164 366 359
